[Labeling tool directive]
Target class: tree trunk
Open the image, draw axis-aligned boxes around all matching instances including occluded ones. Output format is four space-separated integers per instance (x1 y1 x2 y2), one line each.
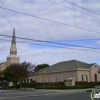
20 79 21 89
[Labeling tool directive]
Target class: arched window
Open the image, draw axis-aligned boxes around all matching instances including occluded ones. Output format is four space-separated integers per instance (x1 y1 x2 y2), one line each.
30 79 33 83
94 74 97 82
27 79 29 83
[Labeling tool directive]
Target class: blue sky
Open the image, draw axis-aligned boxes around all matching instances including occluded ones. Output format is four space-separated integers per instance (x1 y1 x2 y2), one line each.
0 0 100 65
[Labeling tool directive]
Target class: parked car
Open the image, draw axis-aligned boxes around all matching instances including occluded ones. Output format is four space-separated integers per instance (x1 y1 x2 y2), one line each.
0 81 9 89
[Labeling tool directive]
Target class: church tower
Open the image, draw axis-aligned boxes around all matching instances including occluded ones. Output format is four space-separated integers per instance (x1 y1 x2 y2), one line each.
7 28 20 66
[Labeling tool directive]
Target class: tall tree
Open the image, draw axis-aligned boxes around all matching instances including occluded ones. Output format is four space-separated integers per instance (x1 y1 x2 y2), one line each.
3 62 35 87
0 71 3 81
34 63 49 72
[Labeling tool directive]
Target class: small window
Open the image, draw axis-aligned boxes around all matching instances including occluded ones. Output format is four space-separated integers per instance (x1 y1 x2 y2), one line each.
82 74 87 81
30 79 33 83
34 77 36 81
53 76 58 82
86 75 88 82
27 79 29 83
61 76 66 82
46 77 49 82
94 74 97 82
23 79 26 83
40 77 43 83
82 75 83 81
14 51 16 54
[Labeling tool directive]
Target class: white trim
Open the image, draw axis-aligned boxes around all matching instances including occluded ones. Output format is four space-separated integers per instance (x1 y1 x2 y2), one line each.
7 55 19 58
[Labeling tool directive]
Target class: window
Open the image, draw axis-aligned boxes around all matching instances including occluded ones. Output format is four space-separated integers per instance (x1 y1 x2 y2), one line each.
30 79 33 83
82 75 83 81
53 76 58 82
27 79 29 83
61 76 66 82
86 75 88 82
40 77 43 83
14 51 16 55
34 77 36 81
94 74 97 82
83 74 86 81
46 77 49 82
10 51 13 54
82 74 88 82
23 79 26 83
69 75 73 78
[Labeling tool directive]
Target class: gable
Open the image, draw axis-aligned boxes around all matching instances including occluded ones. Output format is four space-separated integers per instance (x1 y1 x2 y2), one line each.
91 63 100 69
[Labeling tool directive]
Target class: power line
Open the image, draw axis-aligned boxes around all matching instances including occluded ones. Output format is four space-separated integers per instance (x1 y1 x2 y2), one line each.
0 38 67 49
0 39 100 53
48 0 100 21
0 34 100 52
0 7 100 35
66 38 100 41
64 0 100 16
0 0 6 7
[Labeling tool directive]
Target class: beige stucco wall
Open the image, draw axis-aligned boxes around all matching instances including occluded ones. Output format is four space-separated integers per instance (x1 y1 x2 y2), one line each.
31 71 78 83
77 70 90 82
90 65 100 82
0 63 7 72
7 57 20 66
29 65 100 83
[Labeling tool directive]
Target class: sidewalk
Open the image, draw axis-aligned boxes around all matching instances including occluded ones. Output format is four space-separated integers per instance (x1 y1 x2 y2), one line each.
18 88 100 93
34 88 100 93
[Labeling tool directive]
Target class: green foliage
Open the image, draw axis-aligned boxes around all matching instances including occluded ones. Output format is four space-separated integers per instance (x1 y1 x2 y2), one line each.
3 62 35 86
34 63 49 72
0 71 3 81
17 83 36 88
34 82 65 87
75 81 100 86
8 81 97 89
35 85 94 89
3 67 18 83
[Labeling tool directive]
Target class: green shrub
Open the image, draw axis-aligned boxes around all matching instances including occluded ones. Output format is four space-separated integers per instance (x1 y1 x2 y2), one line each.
75 81 100 86
35 85 94 89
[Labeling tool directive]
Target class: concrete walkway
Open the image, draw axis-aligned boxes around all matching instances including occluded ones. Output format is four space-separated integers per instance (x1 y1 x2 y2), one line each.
14 88 100 93
35 88 100 93
0 88 99 94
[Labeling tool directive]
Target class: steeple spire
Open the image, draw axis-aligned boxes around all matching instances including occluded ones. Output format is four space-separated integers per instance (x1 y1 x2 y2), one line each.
7 28 20 66
12 28 16 44
10 28 17 55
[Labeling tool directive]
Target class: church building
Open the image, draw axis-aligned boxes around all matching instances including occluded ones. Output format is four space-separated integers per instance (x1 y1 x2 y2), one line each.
0 28 20 71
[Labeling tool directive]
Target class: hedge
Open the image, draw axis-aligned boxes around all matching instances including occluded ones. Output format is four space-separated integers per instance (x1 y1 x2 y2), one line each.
35 85 94 89
8 81 100 89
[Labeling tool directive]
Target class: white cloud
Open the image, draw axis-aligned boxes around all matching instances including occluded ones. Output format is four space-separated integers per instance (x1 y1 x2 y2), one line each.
0 0 100 65
96 40 100 45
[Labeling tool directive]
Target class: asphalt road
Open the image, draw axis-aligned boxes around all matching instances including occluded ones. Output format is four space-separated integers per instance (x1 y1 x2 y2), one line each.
0 90 94 100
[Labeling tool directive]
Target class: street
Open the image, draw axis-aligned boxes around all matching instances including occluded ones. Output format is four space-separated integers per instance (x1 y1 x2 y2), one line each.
0 90 92 100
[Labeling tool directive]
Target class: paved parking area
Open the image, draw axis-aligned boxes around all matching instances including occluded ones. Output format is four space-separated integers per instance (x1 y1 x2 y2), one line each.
0 90 62 100
0 89 99 100
0 90 93 100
